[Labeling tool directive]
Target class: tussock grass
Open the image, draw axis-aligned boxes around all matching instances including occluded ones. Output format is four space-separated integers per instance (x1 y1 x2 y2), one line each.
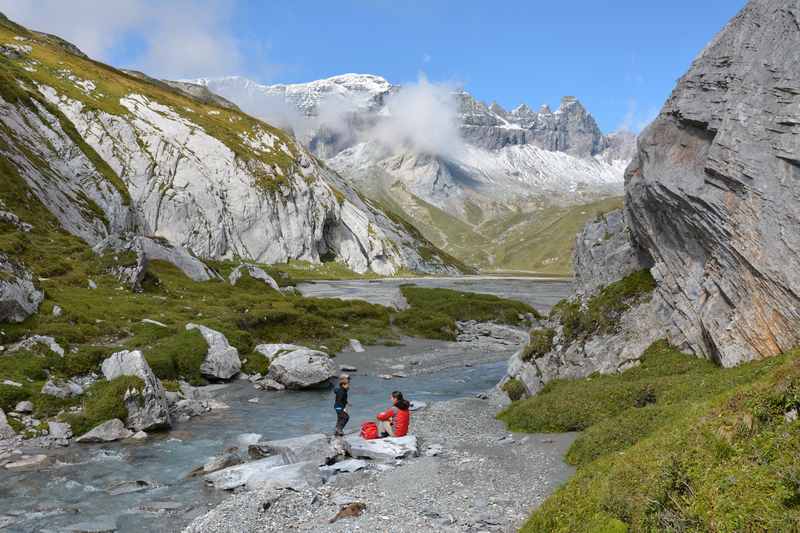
499 340 800 532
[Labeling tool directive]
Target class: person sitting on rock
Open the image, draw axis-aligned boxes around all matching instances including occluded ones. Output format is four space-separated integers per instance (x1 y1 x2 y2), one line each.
376 391 410 438
333 374 350 437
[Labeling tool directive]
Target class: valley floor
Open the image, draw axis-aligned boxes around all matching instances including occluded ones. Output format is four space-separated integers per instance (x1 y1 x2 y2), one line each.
185 390 576 533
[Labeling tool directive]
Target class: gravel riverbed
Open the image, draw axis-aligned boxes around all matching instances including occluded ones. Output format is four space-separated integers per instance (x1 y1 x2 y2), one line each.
185 391 576 533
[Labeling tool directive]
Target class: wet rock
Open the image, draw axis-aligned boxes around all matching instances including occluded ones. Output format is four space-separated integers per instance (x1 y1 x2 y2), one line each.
378 374 393 380
228 264 280 291
5 454 48 469
14 401 33 414
138 500 182 513
266 347 337 389
130 430 148 440
345 434 419 462
107 479 155 496
101 350 171 431
320 458 368 475
0 410 16 440
340 365 358 373
204 455 286 490
186 324 241 380
0 253 43 323
41 378 83 399
76 419 133 443
173 399 206 418
256 378 285 391
349 339 365 352
203 452 242 474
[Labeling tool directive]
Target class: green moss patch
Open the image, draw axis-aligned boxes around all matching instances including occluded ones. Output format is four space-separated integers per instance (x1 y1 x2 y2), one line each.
395 285 538 341
522 328 555 361
550 269 656 343
502 378 526 402
143 329 208 385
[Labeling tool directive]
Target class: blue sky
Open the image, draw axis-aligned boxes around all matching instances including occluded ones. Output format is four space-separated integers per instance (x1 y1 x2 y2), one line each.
1 0 747 132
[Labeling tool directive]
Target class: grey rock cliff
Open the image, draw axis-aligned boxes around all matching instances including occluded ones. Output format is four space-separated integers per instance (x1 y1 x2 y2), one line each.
572 209 651 297
626 0 800 366
0 254 43 323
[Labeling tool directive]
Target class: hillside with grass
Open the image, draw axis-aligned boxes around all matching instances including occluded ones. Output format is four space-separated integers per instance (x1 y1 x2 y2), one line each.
499 340 800 532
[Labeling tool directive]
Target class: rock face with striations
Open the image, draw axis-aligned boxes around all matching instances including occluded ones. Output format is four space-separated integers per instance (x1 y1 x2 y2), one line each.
0 254 43 323
625 0 800 367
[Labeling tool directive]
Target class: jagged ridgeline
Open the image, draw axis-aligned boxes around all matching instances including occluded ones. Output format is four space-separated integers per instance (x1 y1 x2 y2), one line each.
0 11 464 290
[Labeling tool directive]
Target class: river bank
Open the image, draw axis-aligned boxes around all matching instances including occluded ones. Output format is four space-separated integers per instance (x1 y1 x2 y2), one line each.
186 390 577 533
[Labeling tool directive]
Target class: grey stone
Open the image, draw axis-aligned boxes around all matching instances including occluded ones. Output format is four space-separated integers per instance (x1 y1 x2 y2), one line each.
456 321 528 349
186 324 241 380
572 209 651 297
41 378 83 399
320 458 368 474
0 409 16 440
48 421 73 441
624 0 800 367
344 434 418 462
64 518 118 533
14 401 33 414
52 304 63 317
785 409 798 423
242 460 322 491
106 479 155 496
248 433 333 465
9 335 65 357
204 455 286 490
349 339 365 352
267 347 337 389
101 350 171 431
203 452 242 474
76 419 133 443
228 264 280 291
0 254 43 323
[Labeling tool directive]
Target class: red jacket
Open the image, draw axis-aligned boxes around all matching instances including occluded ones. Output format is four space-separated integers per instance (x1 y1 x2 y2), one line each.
377 407 410 437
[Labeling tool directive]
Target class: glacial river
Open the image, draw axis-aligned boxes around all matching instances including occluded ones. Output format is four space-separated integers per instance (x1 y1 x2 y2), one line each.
0 277 572 533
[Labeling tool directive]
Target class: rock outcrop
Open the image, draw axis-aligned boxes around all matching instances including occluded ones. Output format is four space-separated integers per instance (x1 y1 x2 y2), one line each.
101 350 171 431
572 209 651 297
266 347 338 389
228 264 280 290
0 409 16 440
625 0 800 366
75 419 134 443
186 324 242 380
0 254 43 323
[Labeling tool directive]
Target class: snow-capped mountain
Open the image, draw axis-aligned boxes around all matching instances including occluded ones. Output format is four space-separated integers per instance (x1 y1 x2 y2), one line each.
193 74 634 272
0 19 463 277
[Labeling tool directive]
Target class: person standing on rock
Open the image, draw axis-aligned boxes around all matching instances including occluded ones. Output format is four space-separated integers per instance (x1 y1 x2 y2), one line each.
333 374 350 437
376 391 410 438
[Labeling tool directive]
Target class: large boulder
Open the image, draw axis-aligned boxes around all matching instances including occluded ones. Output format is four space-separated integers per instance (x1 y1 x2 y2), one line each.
204 455 286 490
228 264 280 291
344 434 419 462
0 409 16 440
248 433 339 465
205 456 322 491
625 0 800 366
101 350 171 431
75 419 133 443
186 324 241 380
0 253 43 323
8 335 65 357
266 347 337 389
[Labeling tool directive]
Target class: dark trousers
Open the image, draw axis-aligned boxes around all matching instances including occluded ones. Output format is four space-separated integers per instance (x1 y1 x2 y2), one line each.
335 409 349 434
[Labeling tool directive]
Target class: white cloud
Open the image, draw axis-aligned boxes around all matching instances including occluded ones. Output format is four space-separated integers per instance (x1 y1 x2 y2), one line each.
0 0 246 79
371 74 465 158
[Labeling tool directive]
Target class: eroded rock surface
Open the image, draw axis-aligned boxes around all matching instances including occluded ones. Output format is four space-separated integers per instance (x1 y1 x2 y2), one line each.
0 254 43 323
186 324 242 380
624 0 800 366
101 350 171 431
266 347 337 389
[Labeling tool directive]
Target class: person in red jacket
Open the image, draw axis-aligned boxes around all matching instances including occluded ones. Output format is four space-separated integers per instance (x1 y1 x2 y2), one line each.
376 391 411 438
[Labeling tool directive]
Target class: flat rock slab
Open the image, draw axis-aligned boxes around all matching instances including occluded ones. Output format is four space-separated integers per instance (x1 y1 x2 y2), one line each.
320 458 368 474
76 419 133 443
248 433 330 464
5 454 48 469
244 460 322 491
204 455 286 490
64 518 118 533
344 435 419 462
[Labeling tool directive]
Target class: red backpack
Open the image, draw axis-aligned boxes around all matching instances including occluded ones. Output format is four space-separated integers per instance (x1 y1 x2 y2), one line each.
360 421 379 440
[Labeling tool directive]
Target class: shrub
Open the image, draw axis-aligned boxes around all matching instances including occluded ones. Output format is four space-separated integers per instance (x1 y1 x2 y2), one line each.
502 378 527 402
144 330 208 384
522 328 556 361
63 375 144 436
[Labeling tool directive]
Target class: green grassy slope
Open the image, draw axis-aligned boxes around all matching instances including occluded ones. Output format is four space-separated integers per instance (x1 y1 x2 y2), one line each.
366 180 622 275
499 341 800 532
